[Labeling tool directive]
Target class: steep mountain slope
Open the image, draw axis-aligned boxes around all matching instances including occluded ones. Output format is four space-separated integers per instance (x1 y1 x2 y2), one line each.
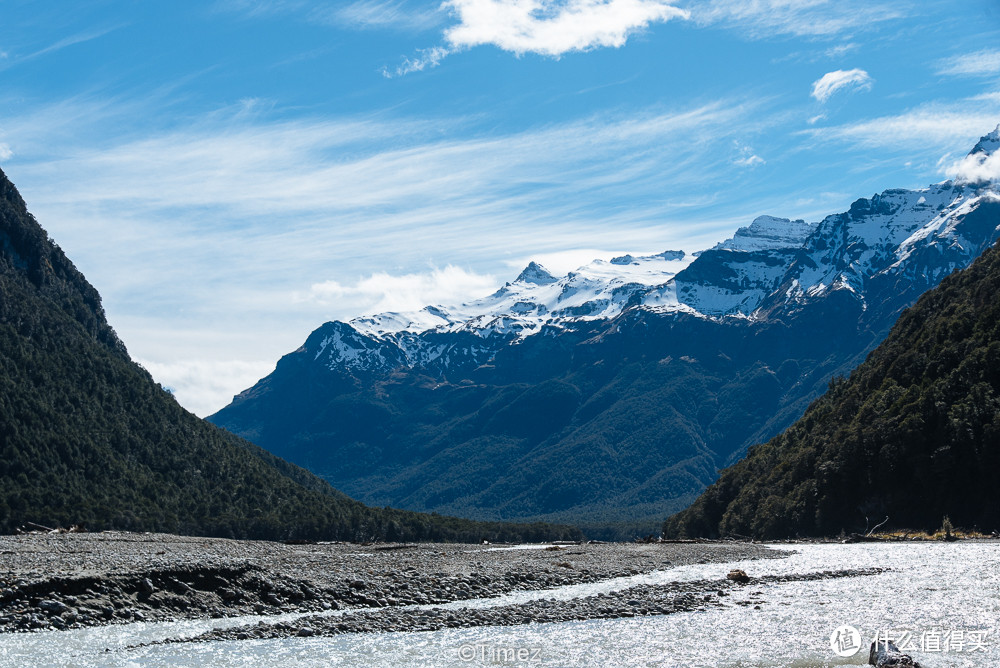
663 241 1000 538
212 127 1000 538
0 167 579 542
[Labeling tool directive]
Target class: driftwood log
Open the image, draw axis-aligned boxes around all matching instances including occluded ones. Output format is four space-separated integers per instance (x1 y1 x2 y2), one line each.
869 640 923 667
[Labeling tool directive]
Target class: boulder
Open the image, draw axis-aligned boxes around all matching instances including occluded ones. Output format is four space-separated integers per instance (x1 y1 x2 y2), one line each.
726 569 750 584
868 640 922 667
38 600 71 615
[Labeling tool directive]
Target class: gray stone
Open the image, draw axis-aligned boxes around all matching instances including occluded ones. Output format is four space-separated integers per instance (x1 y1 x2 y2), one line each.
38 600 70 615
869 640 922 667
726 569 751 584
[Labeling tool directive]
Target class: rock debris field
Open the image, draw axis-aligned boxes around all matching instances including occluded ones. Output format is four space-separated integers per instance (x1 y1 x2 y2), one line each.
0 532 884 642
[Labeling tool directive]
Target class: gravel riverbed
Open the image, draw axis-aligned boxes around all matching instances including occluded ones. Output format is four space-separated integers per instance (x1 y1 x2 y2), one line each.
0 531 882 642
180 567 886 643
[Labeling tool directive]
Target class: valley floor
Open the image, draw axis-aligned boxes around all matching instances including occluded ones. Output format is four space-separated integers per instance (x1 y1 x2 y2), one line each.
0 532 785 637
5 534 999 666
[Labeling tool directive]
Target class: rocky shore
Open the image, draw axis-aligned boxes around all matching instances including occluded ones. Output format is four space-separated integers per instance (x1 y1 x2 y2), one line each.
1 532 783 635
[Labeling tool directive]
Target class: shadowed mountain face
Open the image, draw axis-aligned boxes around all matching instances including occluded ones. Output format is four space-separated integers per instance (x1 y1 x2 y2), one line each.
664 242 1000 539
0 167 579 543
211 129 1000 538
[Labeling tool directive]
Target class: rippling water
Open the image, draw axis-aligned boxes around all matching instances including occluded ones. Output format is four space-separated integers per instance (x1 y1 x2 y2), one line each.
2 543 997 667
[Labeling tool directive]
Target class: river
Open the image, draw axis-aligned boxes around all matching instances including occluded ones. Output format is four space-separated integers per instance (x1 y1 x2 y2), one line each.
2 542 997 667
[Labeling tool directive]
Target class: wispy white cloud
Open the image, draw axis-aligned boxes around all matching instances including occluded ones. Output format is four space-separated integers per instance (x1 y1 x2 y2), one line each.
219 0 442 31
439 0 688 57
808 106 1000 151
213 0 307 19
936 49 1000 78
811 68 873 103
824 43 859 59
733 141 765 167
316 0 444 31
735 154 765 167
0 143 12 161
302 265 500 313
138 357 276 418
0 26 124 69
686 0 903 38
9 99 751 223
382 45 450 77
944 151 1000 185
971 92 1000 104
504 248 667 275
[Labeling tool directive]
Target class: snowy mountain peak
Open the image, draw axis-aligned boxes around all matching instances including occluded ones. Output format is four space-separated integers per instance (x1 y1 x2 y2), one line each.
714 215 817 252
307 128 1000 375
611 250 685 265
610 254 638 265
515 261 558 285
971 124 1000 156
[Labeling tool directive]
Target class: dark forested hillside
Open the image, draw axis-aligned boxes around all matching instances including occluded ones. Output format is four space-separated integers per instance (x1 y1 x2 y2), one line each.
0 167 579 542
663 243 1000 539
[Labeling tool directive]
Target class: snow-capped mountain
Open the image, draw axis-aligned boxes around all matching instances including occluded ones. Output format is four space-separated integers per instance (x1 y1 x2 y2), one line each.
211 126 1000 538
971 124 1000 156
310 130 999 376
324 249 692 372
351 252 693 338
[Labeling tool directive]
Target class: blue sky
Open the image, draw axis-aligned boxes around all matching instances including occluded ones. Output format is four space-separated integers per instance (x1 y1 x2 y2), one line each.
1 0 999 416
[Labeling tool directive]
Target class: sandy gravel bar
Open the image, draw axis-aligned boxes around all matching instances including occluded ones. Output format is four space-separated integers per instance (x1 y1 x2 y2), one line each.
184 567 886 642
0 532 783 633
